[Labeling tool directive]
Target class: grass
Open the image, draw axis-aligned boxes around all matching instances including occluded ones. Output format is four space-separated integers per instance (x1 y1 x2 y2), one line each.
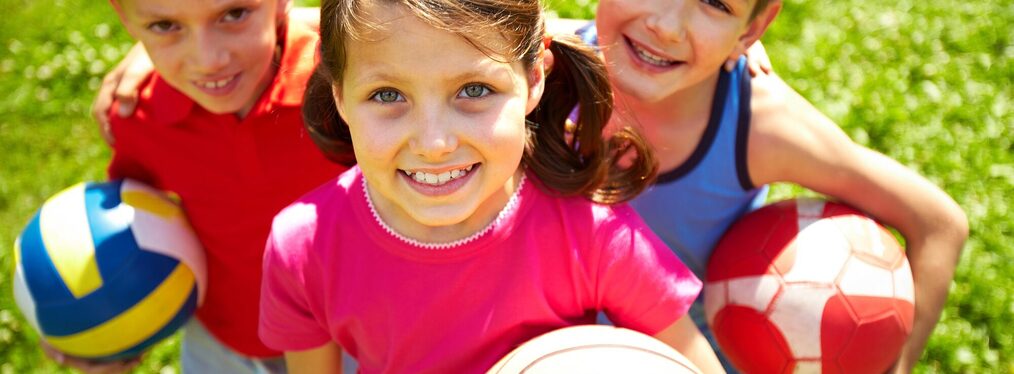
0 0 1010 373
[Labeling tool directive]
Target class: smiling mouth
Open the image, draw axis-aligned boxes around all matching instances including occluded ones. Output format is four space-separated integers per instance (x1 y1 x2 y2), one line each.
401 164 476 186
195 74 237 89
625 37 682 67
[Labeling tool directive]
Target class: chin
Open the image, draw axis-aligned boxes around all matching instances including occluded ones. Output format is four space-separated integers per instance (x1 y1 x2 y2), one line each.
615 78 670 103
197 100 245 115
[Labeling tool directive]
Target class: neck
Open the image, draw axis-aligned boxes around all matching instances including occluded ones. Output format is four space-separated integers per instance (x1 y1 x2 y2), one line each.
611 72 721 138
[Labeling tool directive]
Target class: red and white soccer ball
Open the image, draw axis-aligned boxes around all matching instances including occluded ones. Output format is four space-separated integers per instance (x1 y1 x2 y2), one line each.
704 198 915 374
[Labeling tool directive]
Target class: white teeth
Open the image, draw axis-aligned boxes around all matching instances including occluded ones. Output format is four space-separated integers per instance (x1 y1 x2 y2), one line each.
632 43 677 66
199 77 233 89
403 165 474 186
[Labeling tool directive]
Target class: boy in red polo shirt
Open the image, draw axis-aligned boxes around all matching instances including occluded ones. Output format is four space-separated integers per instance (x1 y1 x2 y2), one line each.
44 0 347 372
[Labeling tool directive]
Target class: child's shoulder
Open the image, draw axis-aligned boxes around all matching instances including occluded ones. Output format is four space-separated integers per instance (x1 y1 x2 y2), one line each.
272 168 359 235
745 72 862 187
748 72 841 140
544 192 645 236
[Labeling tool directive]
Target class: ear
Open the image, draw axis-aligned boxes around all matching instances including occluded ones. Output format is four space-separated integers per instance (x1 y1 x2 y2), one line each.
331 84 347 119
525 48 553 114
277 0 293 23
728 0 782 61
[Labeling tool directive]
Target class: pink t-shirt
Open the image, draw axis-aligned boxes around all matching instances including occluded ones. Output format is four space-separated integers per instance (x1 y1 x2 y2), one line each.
259 166 701 373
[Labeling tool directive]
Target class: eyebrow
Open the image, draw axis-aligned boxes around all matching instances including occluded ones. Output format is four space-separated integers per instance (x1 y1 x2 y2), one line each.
130 3 178 19
350 61 517 88
131 0 257 19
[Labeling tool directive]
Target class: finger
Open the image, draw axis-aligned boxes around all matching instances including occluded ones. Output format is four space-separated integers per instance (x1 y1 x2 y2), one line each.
93 77 123 146
747 60 762 77
115 62 151 119
101 122 115 146
40 342 67 365
114 75 140 118
68 355 140 374
723 59 735 72
117 98 136 119
92 79 116 122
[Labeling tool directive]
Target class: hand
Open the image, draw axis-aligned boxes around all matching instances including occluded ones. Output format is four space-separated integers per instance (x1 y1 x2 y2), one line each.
727 41 774 77
887 358 911 374
91 42 153 146
41 341 143 374
290 7 321 31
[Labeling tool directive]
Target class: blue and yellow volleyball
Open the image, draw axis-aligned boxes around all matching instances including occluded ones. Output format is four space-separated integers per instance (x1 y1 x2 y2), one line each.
12 179 206 361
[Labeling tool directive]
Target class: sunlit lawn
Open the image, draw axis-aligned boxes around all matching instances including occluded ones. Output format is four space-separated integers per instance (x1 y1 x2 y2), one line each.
0 0 1009 372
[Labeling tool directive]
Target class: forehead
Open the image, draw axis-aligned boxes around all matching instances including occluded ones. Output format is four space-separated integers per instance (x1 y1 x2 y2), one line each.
119 0 270 18
343 2 521 79
351 1 516 59
600 0 756 14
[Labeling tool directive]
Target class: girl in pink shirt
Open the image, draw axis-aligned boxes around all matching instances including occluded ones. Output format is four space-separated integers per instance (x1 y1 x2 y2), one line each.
257 0 722 372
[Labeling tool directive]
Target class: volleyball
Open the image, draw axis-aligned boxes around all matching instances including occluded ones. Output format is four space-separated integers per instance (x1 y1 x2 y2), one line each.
704 198 914 373
12 179 206 361
488 325 702 373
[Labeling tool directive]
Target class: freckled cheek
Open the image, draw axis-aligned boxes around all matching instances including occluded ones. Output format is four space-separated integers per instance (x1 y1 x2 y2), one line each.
485 119 529 152
231 35 274 64
146 44 181 69
349 122 403 162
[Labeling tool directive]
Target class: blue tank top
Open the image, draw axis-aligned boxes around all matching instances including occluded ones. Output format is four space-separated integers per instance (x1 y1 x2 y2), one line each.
578 24 769 278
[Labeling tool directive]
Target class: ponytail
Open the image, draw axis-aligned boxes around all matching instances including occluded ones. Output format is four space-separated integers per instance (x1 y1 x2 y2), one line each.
524 35 657 204
302 60 356 167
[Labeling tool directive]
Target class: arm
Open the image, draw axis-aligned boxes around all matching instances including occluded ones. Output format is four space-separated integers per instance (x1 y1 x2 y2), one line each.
748 75 969 372
40 341 141 374
289 7 320 31
91 42 152 145
736 41 774 76
653 316 725 373
284 342 343 374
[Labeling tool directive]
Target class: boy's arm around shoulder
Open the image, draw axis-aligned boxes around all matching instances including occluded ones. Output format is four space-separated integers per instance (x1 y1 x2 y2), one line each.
747 74 969 372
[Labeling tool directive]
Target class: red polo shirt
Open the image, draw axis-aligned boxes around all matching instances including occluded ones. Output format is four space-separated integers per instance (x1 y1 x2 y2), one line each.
108 21 347 358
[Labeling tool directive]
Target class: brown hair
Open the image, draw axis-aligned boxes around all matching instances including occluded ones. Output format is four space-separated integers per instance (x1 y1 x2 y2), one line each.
751 0 775 20
303 0 657 204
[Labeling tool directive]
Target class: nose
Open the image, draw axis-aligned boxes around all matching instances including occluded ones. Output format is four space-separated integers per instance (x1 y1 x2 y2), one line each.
188 28 230 74
645 1 689 43
409 108 458 161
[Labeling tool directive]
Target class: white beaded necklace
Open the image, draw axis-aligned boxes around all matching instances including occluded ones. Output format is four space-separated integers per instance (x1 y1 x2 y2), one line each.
363 174 527 250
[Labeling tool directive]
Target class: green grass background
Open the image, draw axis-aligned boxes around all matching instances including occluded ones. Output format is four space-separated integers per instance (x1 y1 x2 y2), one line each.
0 0 1010 372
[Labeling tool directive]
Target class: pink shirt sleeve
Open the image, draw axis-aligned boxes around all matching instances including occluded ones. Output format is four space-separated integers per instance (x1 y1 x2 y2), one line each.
593 204 703 335
258 207 333 351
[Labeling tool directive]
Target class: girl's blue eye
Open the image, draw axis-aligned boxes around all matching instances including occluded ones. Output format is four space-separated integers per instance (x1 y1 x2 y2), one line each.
147 21 179 33
458 84 491 99
370 89 404 103
223 8 250 22
701 0 732 13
